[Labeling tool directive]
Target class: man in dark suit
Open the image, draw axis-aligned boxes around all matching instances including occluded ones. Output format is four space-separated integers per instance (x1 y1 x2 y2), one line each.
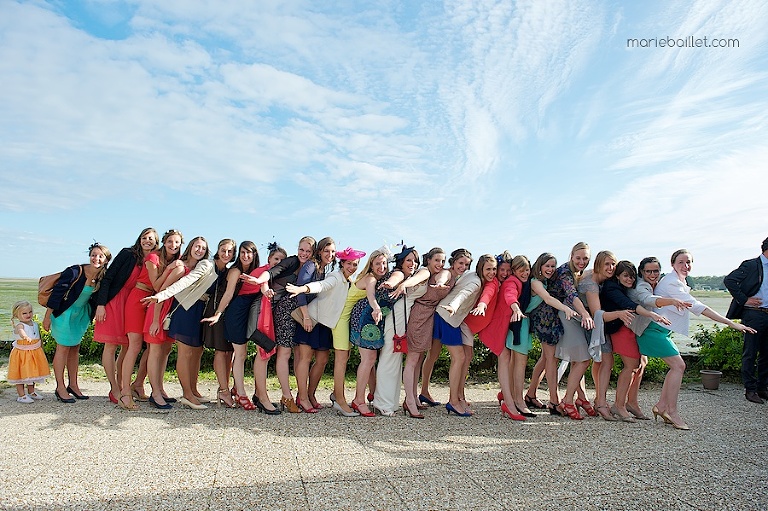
725 236 768 404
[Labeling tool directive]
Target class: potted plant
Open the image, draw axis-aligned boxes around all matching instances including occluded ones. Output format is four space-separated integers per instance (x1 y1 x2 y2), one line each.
691 325 743 390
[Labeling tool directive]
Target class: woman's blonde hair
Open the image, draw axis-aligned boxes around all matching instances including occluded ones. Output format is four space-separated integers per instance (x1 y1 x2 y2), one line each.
593 250 617 279
510 255 531 273
356 250 389 283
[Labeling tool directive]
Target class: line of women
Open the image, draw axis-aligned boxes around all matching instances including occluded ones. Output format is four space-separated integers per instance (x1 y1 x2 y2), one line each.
45 231 756 430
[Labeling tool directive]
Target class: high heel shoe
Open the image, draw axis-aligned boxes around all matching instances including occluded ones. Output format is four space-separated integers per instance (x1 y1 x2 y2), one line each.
236 395 256 411
296 398 318 414
610 405 636 423
350 401 375 417
652 405 672 424
558 402 583 420
308 396 324 410
55 389 75 403
148 396 172 409
253 395 281 415
67 386 89 400
333 400 360 417
131 388 149 402
280 396 300 413
108 391 119 404
403 401 424 419
500 402 526 421
217 388 236 408
329 393 336 403
446 402 472 417
514 403 536 418
575 398 597 417
595 404 617 421
118 394 138 411
418 394 440 407
367 392 374 404
524 394 546 409
625 404 650 420
497 391 504 405
548 402 562 416
179 397 208 410
660 410 689 430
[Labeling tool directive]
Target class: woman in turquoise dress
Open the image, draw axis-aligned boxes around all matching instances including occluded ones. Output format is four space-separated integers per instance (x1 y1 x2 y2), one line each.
44 243 112 403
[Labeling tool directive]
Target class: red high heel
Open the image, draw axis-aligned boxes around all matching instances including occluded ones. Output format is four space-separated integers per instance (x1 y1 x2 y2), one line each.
497 391 504 405
351 401 375 417
500 402 526 421
558 402 583 420
308 396 324 410
575 398 597 417
236 394 255 411
367 392 374 404
296 398 318 414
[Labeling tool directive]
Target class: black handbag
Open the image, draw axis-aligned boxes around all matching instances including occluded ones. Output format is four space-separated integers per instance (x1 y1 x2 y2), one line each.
249 329 276 352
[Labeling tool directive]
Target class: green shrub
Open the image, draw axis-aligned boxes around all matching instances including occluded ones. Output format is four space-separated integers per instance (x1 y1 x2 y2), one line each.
691 324 744 373
643 356 668 382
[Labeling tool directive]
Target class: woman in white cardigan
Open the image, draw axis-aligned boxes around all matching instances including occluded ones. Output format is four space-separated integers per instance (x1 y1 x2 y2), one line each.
435 250 480 413
287 246 366 415
142 237 217 409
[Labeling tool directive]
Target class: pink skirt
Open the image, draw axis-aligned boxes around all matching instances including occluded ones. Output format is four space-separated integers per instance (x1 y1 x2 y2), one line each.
610 325 640 359
143 300 173 344
94 266 140 345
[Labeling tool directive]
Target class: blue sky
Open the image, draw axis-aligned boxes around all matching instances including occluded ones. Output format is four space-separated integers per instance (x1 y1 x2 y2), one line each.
1 0 766 279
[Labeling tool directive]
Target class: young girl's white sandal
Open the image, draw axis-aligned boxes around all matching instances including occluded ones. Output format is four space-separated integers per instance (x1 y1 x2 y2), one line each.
28 391 43 400
17 395 34 404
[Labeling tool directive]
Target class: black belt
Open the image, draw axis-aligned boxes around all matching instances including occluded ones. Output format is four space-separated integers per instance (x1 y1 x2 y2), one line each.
744 307 768 313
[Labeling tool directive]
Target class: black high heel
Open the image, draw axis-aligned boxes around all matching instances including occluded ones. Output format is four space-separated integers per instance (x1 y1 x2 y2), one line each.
253 394 281 415
515 403 537 418
66 386 89 400
149 396 173 410
55 389 75 403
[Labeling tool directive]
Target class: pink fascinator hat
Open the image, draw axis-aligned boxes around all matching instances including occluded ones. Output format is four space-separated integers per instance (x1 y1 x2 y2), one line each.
337 247 366 261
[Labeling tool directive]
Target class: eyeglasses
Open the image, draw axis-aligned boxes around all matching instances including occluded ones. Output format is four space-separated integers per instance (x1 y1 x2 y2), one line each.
643 269 660 274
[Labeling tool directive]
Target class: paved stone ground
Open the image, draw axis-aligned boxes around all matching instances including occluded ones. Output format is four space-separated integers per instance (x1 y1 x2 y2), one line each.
0 380 766 511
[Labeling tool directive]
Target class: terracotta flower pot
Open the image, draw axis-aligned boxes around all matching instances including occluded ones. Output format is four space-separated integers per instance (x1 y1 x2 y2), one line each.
700 369 723 390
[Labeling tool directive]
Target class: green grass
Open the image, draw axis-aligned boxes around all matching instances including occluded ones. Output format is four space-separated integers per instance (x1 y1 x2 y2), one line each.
0 278 41 341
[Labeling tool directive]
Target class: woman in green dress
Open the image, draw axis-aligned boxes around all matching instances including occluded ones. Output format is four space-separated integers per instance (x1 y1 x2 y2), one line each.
44 243 112 403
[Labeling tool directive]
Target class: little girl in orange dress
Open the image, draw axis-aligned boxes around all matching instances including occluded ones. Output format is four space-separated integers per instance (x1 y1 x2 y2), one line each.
8 301 50 403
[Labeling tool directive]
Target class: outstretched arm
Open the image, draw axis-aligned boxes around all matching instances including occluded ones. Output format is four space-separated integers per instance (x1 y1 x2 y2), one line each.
531 280 578 320
201 268 240 325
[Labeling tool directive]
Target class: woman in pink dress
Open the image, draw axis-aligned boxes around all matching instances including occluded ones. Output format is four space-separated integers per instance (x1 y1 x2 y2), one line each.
119 229 182 410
